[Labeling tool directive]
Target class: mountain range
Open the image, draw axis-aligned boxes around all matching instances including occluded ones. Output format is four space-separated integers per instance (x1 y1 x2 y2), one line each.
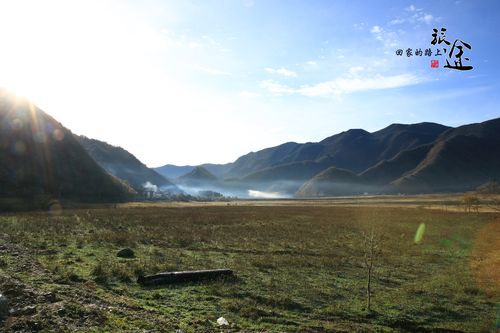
158 118 500 197
2 89 499 203
296 118 500 196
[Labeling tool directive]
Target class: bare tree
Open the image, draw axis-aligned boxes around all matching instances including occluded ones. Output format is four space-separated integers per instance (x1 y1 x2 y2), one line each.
462 195 480 213
363 228 380 312
480 181 500 212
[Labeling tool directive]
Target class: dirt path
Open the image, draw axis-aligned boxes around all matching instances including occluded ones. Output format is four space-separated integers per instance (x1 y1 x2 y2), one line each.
0 234 172 332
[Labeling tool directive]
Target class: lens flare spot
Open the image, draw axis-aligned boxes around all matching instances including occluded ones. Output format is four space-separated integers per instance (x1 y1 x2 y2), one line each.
52 129 65 141
414 223 426 244
10 118 22 130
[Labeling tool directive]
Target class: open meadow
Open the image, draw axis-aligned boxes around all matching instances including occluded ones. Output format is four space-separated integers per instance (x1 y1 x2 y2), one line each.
0 198 499 332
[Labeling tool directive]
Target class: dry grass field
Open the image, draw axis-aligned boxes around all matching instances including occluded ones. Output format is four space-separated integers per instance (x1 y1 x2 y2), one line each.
0 197 499 332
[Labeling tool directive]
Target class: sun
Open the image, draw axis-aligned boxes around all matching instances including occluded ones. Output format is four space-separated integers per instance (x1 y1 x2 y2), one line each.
0 0 168 125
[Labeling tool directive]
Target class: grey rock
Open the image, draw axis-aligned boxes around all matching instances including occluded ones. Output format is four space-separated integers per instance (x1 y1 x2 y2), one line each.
37 291 57 303
117 248 135 258
0 294 9 320
10 305 37 316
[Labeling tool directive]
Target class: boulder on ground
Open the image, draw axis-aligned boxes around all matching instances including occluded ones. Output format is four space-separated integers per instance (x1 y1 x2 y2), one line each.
117 248 135 258
0 294 9 320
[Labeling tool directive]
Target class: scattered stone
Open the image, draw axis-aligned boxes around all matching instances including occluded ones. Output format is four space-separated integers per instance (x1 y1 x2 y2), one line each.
0 294 9 320
37 291 57 303
217 316 229 326
24 305 37 315
10 305 37 316
117 248 135 258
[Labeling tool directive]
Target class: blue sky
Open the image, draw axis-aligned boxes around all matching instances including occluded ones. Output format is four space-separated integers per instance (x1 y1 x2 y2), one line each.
0 0 498 166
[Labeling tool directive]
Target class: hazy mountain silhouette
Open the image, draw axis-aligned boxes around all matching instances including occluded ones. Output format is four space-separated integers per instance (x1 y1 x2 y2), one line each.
296 167 364 197
7 88 496 202
155 164 195 179
392 117 500 193
0 90 133 205
295 145 433 197
223 122 449 179
358 144 433 185
77 136 176 192
158 121 450 197
297 118 500 197
173 166 224 195
155 163 231 179
178 166 217 183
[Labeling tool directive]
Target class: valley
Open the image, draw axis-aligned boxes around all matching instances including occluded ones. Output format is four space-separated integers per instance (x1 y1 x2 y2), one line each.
1 198 499 332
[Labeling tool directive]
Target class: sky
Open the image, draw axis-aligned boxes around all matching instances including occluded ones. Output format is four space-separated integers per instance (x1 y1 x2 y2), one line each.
0 0 499 167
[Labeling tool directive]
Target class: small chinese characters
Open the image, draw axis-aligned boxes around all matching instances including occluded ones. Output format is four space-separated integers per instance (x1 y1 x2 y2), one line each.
395 48 434 57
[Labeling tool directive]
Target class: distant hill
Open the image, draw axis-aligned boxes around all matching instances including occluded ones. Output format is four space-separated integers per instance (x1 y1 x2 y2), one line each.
77 136 176 192
0 90 133 206
154 164 195 179
298 118 500 197
200 163 233 178
173 166 223 195
392 118 500 193
178 166 217 183
240 160 333 194
296 143 430 196
296 167 363 197
157 122 449 196
154 163 231 179
224 122 449 179
358 144 433 185
155 118 500 198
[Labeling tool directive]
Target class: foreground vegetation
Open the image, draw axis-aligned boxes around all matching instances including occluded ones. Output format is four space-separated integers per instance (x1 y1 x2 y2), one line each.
0 202 499 332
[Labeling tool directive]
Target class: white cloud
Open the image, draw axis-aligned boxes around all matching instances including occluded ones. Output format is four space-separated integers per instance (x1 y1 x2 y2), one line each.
370 25 398 48
391 5 436 26
405 4 421 12
304 60 319 71
261 73 424 98
348 66 365 76
419 14 434 24
260 80 295 95
388 18 405 25
353 23 365 30
304 74 423 96
370 25 383 34
264 67 297 77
